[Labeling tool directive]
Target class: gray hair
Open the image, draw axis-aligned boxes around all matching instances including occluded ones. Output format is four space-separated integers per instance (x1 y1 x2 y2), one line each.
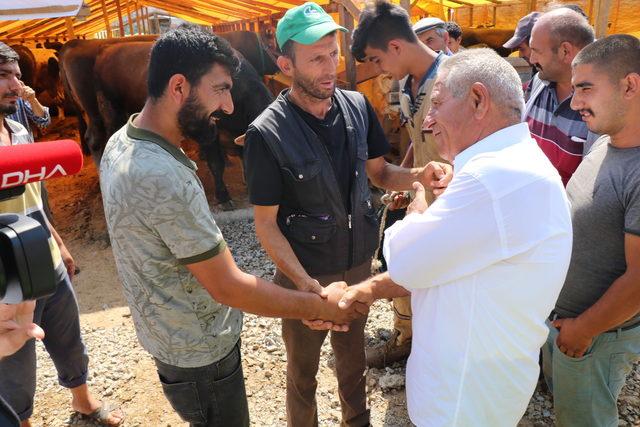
437 48 524 122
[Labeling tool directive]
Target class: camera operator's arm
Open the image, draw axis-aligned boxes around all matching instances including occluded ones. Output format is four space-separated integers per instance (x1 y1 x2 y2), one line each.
47 220 75 280
0 301 44 358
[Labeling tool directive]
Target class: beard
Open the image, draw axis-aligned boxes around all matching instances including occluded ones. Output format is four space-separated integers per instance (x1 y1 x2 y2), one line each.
177 92 218 144
0 103 17 115
293 71 335 101
0 92 19 115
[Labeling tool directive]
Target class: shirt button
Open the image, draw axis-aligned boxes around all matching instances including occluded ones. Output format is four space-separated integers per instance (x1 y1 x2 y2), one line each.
311 235 316 240
355 171 359 177
298 174 304 179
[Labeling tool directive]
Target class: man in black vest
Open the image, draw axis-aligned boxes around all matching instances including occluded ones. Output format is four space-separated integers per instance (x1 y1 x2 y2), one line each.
244 3 449 426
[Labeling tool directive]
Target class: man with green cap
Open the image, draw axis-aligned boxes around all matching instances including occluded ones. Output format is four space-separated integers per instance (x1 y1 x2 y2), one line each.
244 2 449 426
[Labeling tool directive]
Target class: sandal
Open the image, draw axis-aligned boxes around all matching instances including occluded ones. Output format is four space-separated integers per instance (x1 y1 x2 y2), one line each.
79 402 125 426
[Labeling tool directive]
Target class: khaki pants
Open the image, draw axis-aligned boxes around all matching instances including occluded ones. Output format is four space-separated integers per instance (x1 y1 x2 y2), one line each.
274 261 371 427
392 296 412 345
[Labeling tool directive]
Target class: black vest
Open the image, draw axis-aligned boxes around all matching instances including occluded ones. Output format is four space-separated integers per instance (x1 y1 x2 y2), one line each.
252 89 379 276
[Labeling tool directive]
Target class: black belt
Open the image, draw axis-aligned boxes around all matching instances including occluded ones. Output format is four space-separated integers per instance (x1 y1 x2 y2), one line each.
549 310 640 333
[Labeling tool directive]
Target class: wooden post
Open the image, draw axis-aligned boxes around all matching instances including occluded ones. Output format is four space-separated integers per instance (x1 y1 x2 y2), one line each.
125 0 135 36
100 0 113 38
469 6 474 27
338 3 356 90
113 0 125 37
144 7 150 34
492 5 497 26
135 2 143 35
65 17 75 38
587 0 595 24
594 0 613 38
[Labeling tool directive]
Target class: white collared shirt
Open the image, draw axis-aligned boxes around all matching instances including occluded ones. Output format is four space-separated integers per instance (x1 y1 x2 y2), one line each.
383 123 572 426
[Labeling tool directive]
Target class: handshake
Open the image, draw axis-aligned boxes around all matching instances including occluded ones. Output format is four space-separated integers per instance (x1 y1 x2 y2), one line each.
301 281 375 332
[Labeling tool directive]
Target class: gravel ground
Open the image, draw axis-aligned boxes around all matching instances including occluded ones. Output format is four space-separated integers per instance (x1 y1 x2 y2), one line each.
27 217 640 426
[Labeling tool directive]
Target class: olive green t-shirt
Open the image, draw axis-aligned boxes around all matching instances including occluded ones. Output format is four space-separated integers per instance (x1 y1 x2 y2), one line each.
100 114 242 368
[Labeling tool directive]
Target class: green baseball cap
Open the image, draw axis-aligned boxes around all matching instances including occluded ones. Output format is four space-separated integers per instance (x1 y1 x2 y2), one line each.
276 2 347 50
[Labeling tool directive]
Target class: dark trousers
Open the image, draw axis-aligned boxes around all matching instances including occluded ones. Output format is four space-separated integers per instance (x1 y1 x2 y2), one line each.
0 273 89 420
275 261 371 427
154 340 249 427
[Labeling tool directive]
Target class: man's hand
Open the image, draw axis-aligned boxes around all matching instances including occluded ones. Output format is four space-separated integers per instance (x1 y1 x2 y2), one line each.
553 317 595 358
0 301 44 358
19 81 37 102
338 282 375 309
422 161 452 197
302 282 369 332
406 182 428 215
381 191 410 211
296 277 324 296
59 244 76 281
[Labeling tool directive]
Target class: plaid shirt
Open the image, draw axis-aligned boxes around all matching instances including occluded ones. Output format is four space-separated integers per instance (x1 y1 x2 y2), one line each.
524 75 599 186
8 98 50 142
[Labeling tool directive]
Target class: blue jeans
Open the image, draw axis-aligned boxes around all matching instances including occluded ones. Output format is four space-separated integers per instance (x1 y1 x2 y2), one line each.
542 319 640 427
154 340 249 427
0 273 89 420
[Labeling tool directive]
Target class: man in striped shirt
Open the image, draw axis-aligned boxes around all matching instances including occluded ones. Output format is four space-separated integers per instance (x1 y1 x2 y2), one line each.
526 8 598 185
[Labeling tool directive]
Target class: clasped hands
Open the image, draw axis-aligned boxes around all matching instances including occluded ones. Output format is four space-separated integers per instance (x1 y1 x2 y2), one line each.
301 281 375 332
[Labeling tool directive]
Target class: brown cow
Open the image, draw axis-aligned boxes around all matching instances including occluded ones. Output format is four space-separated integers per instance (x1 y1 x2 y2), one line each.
10 45 36 88
93 41 274 205
59 36 157 159
461 27 515 57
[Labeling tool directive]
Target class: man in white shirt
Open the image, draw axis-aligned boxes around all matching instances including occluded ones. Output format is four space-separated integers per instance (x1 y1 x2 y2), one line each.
335 48 573 426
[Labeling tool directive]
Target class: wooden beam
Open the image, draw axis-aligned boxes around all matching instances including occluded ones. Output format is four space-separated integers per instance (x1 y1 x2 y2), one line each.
125 0 135 35
338 2 356 90
594 0 613 38
113 0 125 37
101 0 113 37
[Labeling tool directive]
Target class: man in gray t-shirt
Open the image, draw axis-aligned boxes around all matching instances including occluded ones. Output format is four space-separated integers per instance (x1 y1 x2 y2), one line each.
541 35 640 427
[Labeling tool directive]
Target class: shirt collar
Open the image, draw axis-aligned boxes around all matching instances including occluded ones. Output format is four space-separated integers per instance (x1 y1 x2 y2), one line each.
454 122 532 172
402 52 445 96
126 113 197 171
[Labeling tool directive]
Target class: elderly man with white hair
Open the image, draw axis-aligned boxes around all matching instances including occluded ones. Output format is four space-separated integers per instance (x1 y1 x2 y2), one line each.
334 48 573 426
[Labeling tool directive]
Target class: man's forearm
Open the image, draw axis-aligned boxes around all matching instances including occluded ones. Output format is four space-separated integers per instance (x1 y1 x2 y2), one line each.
254 219 312 289
28 98 46 118
371 162 423 191
368 272 411 299
577 271 640 336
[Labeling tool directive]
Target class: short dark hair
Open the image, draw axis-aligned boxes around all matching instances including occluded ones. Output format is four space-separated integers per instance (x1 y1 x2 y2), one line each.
351 0 418 63
445 21 462 40
147 26 239 100
573 34 640 83
0 42 19 65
